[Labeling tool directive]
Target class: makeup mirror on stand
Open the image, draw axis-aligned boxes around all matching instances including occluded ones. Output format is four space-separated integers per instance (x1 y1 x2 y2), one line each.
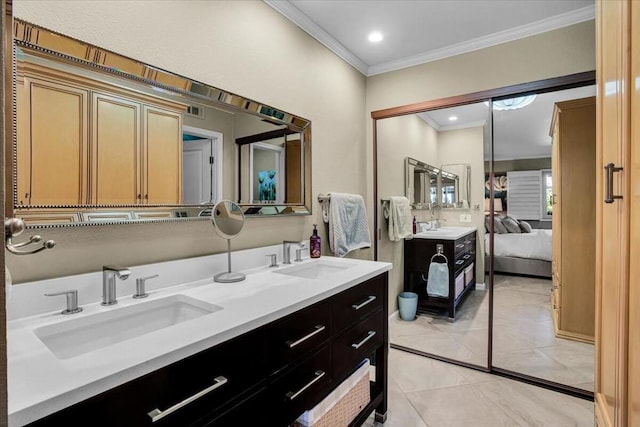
211 200 246 283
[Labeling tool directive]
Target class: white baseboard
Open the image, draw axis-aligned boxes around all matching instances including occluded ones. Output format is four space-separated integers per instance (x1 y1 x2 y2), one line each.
389 310 399 321
476 282 486 290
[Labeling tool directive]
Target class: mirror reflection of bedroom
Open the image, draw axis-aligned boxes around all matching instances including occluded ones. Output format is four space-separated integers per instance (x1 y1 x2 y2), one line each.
384 82 596 395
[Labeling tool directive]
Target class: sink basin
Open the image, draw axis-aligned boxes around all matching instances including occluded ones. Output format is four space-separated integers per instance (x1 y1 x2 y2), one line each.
34 294 223 360
274 260 356 280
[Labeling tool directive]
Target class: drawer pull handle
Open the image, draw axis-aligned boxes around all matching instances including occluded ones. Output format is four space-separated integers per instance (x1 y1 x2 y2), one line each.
351 331 376 349
286 325 325 348
147 376 228 422
463 254 471 259
455 260 464 265
285 370 326 401
352 295 376 310
456 244 465 249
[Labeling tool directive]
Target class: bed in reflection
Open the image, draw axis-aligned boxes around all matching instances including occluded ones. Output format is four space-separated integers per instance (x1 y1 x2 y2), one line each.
485 227 552 278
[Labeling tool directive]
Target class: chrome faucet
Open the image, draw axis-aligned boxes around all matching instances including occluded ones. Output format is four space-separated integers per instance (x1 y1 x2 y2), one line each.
282 241 305 264
102 265 131 306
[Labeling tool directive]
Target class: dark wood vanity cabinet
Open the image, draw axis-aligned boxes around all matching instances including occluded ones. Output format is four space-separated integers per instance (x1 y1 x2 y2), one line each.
404 231 476 319
28 272 389 427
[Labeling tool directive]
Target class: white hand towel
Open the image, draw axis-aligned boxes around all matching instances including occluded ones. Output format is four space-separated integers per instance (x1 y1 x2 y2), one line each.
387 196 412 241
328 193 371 257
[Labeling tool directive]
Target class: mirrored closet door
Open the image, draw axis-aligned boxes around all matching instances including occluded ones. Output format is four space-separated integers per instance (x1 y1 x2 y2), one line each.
489 84 596 394
373 72 596 398
377 101 491 369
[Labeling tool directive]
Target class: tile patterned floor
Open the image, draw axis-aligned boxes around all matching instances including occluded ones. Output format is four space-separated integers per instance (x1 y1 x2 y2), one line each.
390 274 594 391
364 349 594 426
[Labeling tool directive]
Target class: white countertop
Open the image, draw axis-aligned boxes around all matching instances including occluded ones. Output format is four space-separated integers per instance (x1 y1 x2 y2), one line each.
412 226 477 241
7 255 391 426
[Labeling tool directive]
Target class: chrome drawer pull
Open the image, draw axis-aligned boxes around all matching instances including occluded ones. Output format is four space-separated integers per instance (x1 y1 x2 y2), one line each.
455 260 464 265
456 244 465 249
463 254 471 259
286 325 325 348
351 331 376 349
285 370 326 401
147 376 228 422
352 295 376 310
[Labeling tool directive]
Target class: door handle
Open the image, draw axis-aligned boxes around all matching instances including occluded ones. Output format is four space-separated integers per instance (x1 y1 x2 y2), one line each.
604 163 623 203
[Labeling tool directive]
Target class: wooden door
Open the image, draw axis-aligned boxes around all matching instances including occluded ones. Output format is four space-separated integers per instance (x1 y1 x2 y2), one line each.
142 105 182 204
15 76 29 206
558 99 596 340
595 0 631 425
551 122 561 284
91 92 140 205
628 2 640 424
25 76 89 205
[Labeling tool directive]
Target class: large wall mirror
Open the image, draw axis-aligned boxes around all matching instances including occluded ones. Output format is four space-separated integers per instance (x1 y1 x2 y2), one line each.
10 19 312 228
375 72 596 399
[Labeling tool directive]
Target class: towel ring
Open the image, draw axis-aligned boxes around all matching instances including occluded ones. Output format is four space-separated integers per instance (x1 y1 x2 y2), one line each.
430 252 448 264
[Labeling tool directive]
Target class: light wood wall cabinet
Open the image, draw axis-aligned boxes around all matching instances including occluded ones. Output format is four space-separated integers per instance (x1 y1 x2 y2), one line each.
549 96 596 343
595 0 640 426
17 62 185 206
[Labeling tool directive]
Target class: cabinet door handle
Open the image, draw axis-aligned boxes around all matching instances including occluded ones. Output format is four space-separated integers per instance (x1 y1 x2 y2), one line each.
286 325 325 348
352 295 376 310
351 331 376 349
604 162 623 203
147 376 228 422
285 370 325 401
455 260 464 265
456 244 465 249
463 254 471 260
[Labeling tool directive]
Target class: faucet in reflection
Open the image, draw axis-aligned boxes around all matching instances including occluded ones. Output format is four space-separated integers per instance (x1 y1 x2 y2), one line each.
430 204 446 229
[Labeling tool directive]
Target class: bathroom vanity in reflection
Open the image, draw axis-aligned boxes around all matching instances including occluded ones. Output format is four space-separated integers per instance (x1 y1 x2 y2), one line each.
404 228 477 319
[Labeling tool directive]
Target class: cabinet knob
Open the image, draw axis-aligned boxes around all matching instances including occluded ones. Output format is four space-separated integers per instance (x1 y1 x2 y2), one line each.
137 194 142 199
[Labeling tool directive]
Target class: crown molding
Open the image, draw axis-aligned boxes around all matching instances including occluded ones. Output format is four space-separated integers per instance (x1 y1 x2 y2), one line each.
263 0 369 75
367 5 595 76
417 112 486 132
265 1 594 77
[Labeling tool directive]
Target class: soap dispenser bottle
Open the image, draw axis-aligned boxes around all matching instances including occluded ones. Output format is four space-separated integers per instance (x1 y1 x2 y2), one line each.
310 224 321 258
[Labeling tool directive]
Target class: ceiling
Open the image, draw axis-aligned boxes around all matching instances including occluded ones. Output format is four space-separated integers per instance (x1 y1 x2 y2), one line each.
417 85 596 161
265 0 594 76
266 0 596 160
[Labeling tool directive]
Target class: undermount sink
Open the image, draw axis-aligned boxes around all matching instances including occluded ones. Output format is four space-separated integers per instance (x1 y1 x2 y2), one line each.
34 294 223 360
274 260 356 280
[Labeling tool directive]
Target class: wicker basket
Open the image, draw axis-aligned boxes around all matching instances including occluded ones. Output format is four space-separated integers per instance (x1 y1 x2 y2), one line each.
294 360 371 427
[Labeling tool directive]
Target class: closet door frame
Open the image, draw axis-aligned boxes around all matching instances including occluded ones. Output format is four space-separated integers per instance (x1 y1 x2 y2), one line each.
371 71 595 398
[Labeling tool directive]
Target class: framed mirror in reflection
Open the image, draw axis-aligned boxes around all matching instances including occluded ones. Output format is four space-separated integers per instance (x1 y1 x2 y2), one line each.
11 19 312 228
405 157 471 209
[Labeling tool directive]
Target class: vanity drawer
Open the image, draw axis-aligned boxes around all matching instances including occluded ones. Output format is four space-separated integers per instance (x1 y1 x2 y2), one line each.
332 274 385 334
267 344 333 426
332 310 384 376
29 329 267 427
266 299 331 375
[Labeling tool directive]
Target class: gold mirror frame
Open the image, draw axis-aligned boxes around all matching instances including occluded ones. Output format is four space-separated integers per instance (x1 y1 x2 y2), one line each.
10 19 312 228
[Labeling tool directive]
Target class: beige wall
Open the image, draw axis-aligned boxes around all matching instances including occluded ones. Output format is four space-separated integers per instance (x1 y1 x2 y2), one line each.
377 114 438 298
9 0 368 282
367 21 595 312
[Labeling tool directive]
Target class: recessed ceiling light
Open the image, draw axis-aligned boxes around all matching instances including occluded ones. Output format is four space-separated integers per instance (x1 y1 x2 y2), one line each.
368 32 383 43
448 116 458 121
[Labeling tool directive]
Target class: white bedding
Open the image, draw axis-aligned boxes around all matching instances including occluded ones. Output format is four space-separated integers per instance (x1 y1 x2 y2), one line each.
484 229 552 261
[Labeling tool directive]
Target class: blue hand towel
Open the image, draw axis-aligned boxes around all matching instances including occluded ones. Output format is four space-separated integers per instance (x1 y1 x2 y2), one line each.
427 261 449 297
328 193 372 257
